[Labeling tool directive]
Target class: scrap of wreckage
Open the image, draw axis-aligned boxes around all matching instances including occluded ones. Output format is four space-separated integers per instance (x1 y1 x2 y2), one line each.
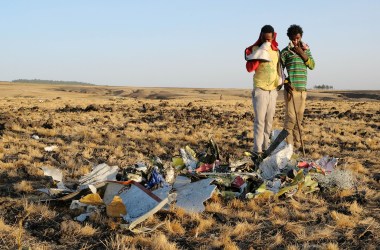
38 130 347 232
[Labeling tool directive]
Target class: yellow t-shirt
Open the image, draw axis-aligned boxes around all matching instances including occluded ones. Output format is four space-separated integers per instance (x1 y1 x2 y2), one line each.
253 46 279 91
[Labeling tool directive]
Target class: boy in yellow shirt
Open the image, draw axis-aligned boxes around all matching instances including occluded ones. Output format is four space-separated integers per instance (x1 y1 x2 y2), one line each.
245 25 284 156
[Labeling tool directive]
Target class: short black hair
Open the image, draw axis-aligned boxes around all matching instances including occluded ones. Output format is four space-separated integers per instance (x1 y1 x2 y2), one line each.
287 24 303 38
261 25 274 34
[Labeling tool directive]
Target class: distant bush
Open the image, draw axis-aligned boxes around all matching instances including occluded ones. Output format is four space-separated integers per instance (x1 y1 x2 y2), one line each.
314 84 333 90
12 79 94 85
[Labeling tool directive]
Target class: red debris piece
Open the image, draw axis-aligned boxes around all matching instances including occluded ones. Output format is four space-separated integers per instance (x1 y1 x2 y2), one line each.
196 163 214 173
297 161 309 168
231 176 245 189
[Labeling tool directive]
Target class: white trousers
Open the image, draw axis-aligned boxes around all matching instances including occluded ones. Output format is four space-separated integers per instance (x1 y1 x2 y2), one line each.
252 88 278 152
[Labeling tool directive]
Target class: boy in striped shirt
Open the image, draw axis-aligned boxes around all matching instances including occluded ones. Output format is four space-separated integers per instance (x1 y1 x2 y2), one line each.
281 24 315 151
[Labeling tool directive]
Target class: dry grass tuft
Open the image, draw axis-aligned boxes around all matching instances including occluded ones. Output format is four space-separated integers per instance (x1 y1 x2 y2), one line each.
325 242 339 250
269 232 284 248
14 181 33 193
0 217 12 232
271 205 289 219
345 158 368 174
337 189 355 198
308 226 336 241
24 201 57 220
289 198 303 211
230 221 254 239
247 199 262 212
330 211 356 228
228 199 245 209
150 233 177 250
165 219 185 236
102 234 135 250
211 234 239 250
170 206 187 220
60 221 97 239
188 213 215 237
348 201 363 215
285 222 306 239
235 210 255 220
80 223 98 236
205 201 224 213
286 245 298 250
209 192 221 203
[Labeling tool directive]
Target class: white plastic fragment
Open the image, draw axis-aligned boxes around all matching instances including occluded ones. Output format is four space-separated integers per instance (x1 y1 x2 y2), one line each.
44 145 58 152
135 162 148 173
41 166 63 182
165 167 175 184
126 173 143 182
259 144 293 180
245 42 272 61
180 148 197 172
88 184 97 194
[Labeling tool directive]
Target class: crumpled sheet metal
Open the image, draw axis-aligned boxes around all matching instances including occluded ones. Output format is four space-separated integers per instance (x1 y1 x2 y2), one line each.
259 144 293 180
79 163 118 189
174 177 216 213
117 182 168 229
152 183 172 201
173 175 192 189
102 181 163 222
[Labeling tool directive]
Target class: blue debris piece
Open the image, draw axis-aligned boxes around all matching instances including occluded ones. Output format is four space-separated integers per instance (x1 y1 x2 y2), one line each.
146 167 165 189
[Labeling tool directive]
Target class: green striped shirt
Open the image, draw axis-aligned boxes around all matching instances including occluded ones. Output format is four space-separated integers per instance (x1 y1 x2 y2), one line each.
280 47 315 90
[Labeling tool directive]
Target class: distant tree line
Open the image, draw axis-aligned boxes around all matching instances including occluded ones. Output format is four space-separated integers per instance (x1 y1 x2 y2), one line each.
12 79 94 86
314 84 333 90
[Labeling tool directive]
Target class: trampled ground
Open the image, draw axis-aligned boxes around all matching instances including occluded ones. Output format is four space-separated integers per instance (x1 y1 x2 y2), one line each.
0 82 379 249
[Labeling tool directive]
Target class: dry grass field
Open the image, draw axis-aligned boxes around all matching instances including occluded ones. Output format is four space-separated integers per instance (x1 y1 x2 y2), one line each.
0 82 379 249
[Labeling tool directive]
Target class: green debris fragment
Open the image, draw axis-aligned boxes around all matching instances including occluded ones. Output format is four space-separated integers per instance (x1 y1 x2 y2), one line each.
185 145 198 161
172 157 185 171
275 185 298 198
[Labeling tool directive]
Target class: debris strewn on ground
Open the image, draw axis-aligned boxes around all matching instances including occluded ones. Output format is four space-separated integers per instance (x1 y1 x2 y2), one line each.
37 131 352 231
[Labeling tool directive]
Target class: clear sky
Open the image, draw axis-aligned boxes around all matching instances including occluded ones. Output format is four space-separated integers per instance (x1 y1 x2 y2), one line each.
1 0 379 89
